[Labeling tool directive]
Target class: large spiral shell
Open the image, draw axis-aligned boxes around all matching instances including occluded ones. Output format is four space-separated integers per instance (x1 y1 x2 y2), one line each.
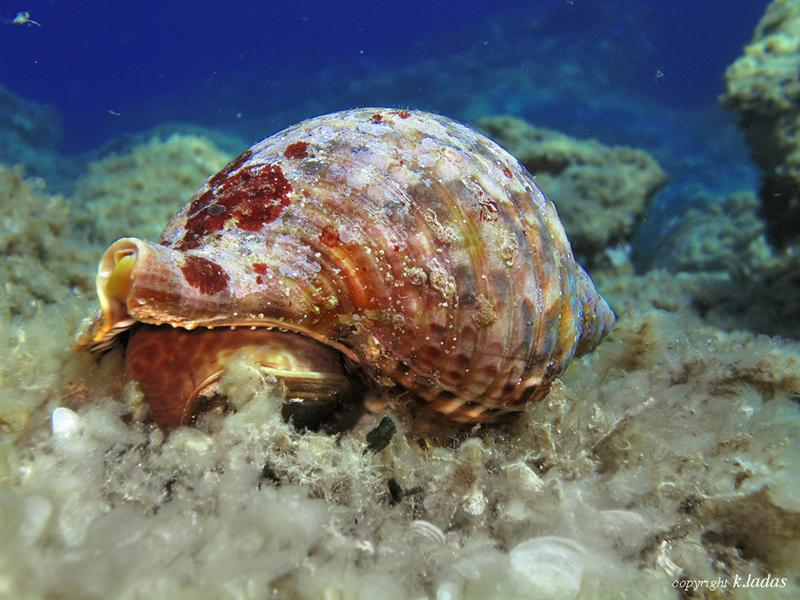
78 108 615 423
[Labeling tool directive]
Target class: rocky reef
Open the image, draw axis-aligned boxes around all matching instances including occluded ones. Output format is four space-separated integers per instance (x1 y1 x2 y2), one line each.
478 116 667 265
721 0 800 248
72 133 230 244
621 190 800 339
0 86 62 165
0 165 97 319
0 86 71 186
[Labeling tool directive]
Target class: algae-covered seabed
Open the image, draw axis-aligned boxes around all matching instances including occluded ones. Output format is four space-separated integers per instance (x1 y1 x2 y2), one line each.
1 5 800 596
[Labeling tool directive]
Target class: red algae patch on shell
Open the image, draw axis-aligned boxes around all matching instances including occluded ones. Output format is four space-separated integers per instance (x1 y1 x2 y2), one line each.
181 255 230 295
177 156 292 249
284 141 310 160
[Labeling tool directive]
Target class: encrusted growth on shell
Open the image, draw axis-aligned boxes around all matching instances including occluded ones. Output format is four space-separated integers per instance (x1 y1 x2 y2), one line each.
78 108 615 423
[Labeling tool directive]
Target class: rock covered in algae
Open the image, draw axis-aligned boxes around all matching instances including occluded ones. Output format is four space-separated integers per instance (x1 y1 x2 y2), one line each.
605 190 800 339
0 85 64 180
643 191 768 274
721 0 800 247
0 165 96 318
73 133 231 243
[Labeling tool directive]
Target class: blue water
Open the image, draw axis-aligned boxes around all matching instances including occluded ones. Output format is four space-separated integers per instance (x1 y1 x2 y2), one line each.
2 0 766 151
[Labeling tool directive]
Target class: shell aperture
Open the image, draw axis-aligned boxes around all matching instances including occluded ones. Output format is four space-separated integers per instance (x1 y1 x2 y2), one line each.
77 108 615 425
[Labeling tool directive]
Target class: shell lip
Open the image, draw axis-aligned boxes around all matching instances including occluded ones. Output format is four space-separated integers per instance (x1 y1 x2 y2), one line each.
75 237 149 352
78 309 362 367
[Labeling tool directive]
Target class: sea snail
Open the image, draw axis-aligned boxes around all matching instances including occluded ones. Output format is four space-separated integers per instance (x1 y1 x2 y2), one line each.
76 108 615 427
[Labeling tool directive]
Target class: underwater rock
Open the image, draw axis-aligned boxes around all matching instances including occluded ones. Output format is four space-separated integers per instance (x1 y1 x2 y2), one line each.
72 133 231 244
0 164 98 318
647 191 800 338
86 122 246 160
721 0 800 247
478 115 667 264
644 191 767 274
0 85 63 171
599 262 800 341
604 190 800 339
77 108 615 426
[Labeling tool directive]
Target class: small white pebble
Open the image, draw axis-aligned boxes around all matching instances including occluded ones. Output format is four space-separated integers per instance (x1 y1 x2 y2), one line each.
50 407 81 439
